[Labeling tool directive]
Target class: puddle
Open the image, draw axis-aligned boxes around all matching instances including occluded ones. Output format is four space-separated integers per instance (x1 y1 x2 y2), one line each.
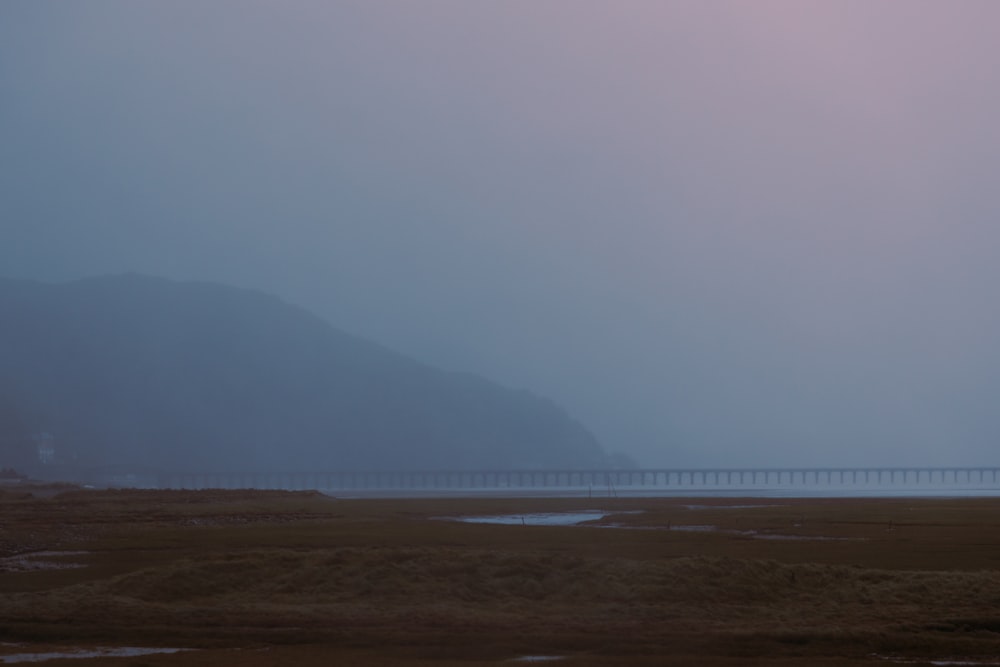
0 647 191 663
0 551 89 573
751 532 860 541
672 525 860 541
446 511 607 526
682 504 782 510
875 656 1000 666
601 523 862 541
441 513 860 540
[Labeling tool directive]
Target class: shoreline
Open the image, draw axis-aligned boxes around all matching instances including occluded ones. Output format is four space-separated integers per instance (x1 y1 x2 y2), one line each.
325 485 1000 499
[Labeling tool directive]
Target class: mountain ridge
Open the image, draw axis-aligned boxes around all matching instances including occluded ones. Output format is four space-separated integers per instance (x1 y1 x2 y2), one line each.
0 274 611 477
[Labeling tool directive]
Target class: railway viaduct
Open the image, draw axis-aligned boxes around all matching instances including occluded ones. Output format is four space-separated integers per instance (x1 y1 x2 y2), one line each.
153 467 1000 491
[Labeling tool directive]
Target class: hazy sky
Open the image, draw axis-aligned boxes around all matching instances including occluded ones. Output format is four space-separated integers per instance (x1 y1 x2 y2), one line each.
4 1 1000 467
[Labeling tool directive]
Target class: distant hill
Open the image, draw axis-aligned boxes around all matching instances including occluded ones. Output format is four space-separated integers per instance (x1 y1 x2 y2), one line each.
0 275 611 478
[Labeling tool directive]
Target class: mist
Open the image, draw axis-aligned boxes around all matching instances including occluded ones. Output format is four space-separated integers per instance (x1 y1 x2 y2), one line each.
3 1 1000 468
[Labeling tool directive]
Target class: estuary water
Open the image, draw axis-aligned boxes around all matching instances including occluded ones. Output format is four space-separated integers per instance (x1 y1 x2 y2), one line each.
333 484 1000 500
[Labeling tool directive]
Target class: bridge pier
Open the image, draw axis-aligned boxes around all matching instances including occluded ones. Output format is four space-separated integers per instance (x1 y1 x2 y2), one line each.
143 466 1000 493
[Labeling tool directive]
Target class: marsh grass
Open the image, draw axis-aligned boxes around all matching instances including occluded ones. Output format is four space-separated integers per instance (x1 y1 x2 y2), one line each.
2 489 1000 664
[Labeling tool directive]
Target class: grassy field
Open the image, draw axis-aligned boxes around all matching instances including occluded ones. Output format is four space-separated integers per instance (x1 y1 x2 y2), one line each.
2 486 1000 665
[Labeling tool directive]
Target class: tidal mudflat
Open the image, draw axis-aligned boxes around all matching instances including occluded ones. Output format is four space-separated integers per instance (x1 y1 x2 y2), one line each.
2 486 1000 665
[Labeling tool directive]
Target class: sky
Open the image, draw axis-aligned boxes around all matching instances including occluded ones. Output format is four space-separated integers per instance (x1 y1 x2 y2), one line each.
3 1 1000 468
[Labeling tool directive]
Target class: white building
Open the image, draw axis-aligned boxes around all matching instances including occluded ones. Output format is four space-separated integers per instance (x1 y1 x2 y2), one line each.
33 432 55 464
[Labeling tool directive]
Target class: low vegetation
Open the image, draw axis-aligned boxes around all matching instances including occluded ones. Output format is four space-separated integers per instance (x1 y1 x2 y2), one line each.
2 488 1000 665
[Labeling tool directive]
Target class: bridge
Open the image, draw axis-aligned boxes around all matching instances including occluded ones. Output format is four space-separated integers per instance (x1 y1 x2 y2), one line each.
150 467 1000 492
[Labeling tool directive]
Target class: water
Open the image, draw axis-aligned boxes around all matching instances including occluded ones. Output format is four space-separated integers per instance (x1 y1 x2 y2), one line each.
446 510 607 526
609 486 1000 499
0 647 191 663
333 485 1000 500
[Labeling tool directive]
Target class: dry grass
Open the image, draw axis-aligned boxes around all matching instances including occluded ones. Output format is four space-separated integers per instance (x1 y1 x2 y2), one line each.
2 488 1000 664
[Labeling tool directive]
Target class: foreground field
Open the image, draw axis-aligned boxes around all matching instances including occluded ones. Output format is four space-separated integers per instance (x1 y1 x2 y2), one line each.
2 487 1000 665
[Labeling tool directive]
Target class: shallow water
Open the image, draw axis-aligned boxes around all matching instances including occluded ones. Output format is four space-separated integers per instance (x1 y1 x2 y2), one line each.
329 485 1000 500
877 656 1000 666
446 511 607 526
682 504 782 510
445 513 864 540
0 647 191 663
604 522 862 541
0 551 89 573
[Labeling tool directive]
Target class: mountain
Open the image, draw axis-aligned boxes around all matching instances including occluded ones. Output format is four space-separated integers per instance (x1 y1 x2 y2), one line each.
0 275 610 477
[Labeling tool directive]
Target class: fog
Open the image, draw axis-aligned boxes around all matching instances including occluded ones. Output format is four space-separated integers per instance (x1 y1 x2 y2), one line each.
3 1 1000 468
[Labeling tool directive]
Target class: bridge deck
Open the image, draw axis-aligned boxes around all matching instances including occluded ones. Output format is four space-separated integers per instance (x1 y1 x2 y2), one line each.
149 467 1000 491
